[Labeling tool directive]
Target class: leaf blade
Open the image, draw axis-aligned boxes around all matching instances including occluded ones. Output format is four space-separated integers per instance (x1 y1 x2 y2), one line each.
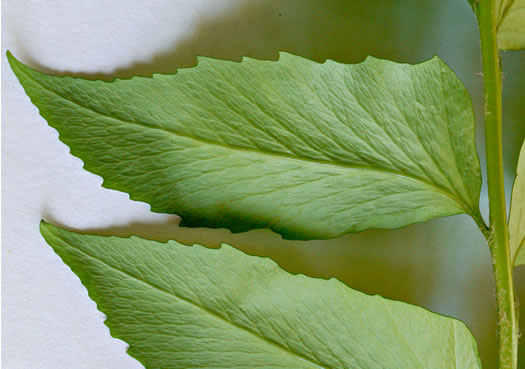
496 0 525 50
510 140 525 266
469 0 525 50
9 52 482 239
40 222 482 369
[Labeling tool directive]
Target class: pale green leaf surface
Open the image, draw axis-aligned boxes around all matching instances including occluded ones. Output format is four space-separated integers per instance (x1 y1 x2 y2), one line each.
510 140 525 266
10 52 482 240
40 222 482 369
496 0 525 50
468 0 525 50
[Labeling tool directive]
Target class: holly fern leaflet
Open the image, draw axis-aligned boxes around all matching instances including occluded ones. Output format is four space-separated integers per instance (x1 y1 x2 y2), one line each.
8 52 485 239
39 221 482 369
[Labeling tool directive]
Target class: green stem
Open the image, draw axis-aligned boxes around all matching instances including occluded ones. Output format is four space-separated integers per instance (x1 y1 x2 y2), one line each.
477 0 518 368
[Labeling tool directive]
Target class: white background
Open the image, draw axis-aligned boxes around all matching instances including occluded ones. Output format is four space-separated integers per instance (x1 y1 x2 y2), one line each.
2 1 525 368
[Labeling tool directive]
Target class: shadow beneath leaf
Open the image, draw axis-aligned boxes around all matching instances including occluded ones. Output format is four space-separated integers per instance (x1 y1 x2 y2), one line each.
14 0 441 80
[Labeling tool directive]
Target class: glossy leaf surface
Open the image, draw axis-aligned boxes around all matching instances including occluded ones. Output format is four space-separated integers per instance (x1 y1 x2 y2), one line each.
41 222 482 369
10 52 482 239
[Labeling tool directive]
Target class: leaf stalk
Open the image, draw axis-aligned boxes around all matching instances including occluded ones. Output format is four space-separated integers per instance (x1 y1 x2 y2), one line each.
477 0 518 367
